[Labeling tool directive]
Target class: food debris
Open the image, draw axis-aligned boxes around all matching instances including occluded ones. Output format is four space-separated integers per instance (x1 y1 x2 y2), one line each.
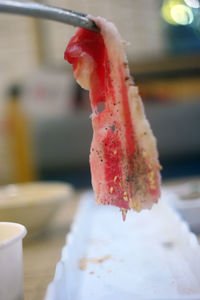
79 255 111 271
79 258 87 270
162 241 174 249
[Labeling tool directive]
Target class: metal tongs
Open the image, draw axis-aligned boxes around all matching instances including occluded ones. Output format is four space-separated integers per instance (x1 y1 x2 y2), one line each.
0 0 99 33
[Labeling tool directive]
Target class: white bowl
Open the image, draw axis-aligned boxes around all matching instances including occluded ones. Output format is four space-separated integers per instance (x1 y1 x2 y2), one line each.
0 222 27 300
0 182 74 238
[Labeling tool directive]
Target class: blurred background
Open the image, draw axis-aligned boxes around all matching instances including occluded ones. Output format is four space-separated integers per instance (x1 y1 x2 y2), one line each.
0 0 200 188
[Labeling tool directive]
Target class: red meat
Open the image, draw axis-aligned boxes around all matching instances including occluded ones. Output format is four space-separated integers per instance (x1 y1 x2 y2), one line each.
65 17 161 220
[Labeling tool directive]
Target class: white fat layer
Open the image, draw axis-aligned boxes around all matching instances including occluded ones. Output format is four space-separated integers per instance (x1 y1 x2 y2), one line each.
74 54 94 90
91 17 160 208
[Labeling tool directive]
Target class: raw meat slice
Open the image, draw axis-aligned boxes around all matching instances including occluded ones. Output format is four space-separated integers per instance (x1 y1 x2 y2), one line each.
65 17 161 219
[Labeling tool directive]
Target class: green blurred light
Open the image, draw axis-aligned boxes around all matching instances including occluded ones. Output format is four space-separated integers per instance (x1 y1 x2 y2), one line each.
171 4 194 25
161 0 182 25
161 0 194 25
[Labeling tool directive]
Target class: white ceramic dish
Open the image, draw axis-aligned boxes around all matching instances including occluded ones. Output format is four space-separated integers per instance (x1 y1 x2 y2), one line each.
0 222 27 300
163 180 200 233
45 190 200 300
0 182 74 238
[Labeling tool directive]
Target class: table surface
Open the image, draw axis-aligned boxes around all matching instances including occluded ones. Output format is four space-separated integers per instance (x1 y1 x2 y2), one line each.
23 178 200 300
23 192 80 300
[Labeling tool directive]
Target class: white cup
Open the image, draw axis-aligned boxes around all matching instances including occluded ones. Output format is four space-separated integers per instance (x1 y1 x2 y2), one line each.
0 222 27 300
